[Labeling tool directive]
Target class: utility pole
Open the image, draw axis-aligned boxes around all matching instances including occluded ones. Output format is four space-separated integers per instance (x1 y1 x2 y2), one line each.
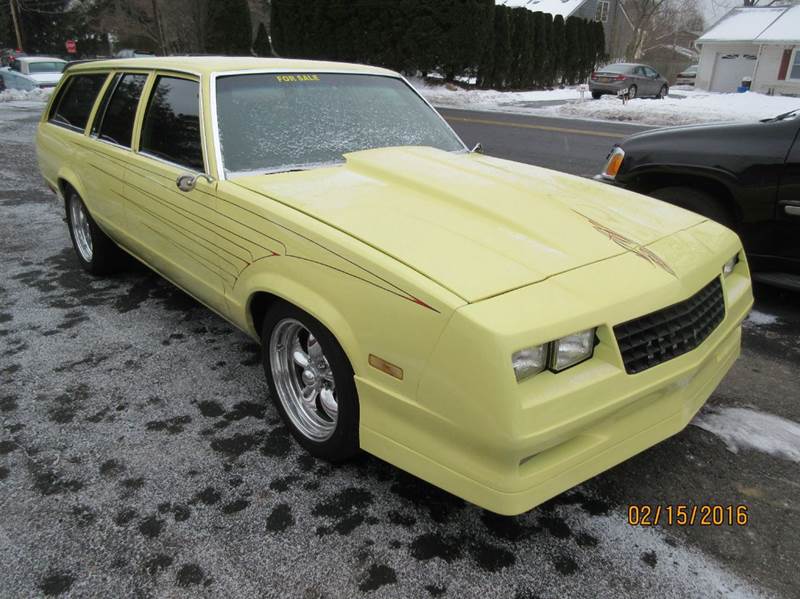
9 0 23 51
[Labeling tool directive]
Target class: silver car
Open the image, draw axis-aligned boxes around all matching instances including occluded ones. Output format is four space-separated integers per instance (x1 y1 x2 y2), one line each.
589 63 669 99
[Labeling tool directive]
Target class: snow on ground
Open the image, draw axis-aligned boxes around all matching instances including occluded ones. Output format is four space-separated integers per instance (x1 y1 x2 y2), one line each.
413 78 800 127
692 407 800 463
547 91 800 126
411 77 586 109
745 310 780 327
0 87 52 104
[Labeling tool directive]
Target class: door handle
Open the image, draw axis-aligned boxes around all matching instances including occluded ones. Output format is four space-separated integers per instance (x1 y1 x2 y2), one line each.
785 205 800 217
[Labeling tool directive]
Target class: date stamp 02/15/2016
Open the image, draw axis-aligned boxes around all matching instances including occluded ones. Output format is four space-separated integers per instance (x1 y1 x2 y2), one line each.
627 504 750 527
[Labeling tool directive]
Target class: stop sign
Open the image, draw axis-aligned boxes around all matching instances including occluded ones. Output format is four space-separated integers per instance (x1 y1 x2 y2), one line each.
65 40 77 54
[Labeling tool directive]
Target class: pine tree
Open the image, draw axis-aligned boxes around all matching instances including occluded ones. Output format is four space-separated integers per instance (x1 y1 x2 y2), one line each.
551 15 566 86
253 22 271 57
564 16 581 84
206 0 253 55
491 6 512 88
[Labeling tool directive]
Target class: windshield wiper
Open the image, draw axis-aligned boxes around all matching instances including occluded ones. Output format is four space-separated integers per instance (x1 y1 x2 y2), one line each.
761 109 800 123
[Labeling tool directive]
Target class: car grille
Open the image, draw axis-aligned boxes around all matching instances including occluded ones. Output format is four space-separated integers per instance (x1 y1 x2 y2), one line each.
614 278 725 375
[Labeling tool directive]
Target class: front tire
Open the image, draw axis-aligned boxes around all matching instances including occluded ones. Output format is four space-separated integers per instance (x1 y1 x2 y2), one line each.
262 302 359 462
650 186 733 228
65 189 124 275
657 84 668 99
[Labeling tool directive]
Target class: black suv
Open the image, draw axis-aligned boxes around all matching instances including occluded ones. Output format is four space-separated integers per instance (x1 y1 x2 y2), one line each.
597 110 800 291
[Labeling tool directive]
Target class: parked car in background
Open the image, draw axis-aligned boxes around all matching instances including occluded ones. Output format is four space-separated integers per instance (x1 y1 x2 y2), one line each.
114 49 156 58
9 56 66 88
589 63 669 99
675 65 698 87
597 109 800 291
36 56 752 515
0 66 42 91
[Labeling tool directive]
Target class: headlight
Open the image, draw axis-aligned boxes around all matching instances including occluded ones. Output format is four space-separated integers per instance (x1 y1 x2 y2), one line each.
602 146 625 179
550 329 596 372
512 329 597 381
722 254 739 277
512 345 547 382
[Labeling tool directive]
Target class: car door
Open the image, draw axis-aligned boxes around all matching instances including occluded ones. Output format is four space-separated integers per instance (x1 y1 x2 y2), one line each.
81 71 149 243
124 73 229 314
630 66 647 95
775 120 800 273
644 67 662 94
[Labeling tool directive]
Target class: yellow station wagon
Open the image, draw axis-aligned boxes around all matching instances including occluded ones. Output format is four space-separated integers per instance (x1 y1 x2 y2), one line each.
36 57 753 515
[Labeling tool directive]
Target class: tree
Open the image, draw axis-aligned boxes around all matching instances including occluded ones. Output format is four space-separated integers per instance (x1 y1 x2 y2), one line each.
550 14 566 86
621 0 669 61
490 5 512 88
206 0 252 55
253 21 270 56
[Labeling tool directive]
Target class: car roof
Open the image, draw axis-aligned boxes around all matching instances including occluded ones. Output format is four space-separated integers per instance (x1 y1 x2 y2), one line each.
19 56 66 63
65 56 398 77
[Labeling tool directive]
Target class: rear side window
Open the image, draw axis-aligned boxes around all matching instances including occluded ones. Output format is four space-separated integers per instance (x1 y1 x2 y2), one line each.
140 76 203 171
50 74 108 131
97 73 148 148
90 73 121 136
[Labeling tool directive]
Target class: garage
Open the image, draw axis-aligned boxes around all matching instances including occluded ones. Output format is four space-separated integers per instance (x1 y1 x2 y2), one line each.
695 5 800 96
709 52 757 92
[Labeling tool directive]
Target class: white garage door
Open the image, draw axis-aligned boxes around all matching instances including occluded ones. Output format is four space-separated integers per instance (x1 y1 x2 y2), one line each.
710 53 757 92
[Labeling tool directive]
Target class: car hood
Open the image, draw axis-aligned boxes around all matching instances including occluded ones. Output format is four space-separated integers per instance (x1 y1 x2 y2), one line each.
234 147 704 302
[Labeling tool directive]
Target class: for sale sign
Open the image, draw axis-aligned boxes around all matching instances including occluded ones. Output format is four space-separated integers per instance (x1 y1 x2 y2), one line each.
65 40 77 54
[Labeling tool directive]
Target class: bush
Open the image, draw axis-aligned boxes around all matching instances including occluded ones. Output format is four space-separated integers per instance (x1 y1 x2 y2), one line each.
270 0 605 90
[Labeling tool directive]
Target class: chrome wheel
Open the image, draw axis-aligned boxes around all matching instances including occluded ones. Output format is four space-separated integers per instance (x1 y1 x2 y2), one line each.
69 197 93 262
269 318 338 441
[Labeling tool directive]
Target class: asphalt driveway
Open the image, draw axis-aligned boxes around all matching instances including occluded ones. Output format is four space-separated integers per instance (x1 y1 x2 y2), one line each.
1 102 799 599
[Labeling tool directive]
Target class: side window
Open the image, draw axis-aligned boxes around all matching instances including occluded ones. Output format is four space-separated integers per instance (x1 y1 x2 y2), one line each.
97 73 148 148
140 76 204 171
49 74 108 131
90 73 121 136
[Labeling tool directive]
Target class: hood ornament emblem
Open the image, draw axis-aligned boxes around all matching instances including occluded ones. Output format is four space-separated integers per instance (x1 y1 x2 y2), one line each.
575 211 677 277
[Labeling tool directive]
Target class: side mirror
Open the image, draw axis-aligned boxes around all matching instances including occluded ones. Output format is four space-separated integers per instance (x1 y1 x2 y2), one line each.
176 173 215 192
471 142 484 154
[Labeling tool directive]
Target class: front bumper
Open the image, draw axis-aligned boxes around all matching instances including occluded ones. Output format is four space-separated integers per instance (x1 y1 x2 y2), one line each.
358 221 752 514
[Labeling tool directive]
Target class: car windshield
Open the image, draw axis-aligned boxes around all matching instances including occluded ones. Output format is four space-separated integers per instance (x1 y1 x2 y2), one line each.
215 73 464 176
600 64 633 74
28 61 65 74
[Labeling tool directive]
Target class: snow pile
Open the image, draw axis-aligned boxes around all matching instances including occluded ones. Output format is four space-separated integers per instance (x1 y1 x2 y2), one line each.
745 310 779 327
692 406 800 462
411 77 586 110
0 87 52 103
547 91 800 126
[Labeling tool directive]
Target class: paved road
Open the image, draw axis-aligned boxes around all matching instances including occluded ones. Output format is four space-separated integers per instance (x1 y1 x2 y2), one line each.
1 101 799 599
439 107 653 177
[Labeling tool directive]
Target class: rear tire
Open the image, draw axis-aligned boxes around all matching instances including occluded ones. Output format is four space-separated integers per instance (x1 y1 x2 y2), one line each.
628 85 637 99
261 301 359 462
65 189 124 275
650 186 734 228
592 92 602 100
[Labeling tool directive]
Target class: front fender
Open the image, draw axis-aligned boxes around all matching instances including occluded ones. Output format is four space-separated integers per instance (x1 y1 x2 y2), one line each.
228 253 460 406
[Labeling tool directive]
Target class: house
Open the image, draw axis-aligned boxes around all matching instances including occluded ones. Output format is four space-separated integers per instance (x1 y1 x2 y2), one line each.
695 4 800 95
496 0 634 60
